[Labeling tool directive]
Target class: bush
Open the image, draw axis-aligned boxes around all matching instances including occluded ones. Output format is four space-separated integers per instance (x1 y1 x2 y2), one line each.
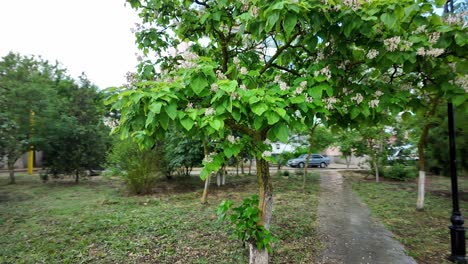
106 138 165 194
384 164 418 181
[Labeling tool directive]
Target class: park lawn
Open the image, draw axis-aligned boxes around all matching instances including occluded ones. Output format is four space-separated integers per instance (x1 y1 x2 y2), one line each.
0 171 320 264
347 172 468 264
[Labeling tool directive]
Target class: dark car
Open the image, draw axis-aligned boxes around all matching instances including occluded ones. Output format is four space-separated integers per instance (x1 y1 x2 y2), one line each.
287 154 331 168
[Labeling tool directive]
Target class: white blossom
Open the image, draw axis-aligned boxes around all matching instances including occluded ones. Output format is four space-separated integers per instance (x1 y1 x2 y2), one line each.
412 25 427 34
210 83 219 92
251 6 259 18
324 97 338 110
399 40 413 51
454 75 468 93
240 84 247 91
305 95 314 103
384 36 401 52
279 81 289 91
264 138 271 145
262 150 272 158
368 99 380 108
425 48 444 58
294 110 302 118
233 57 241 65
231 92 240 100
216 70 227 80
343 0 361 11
204 152 216 163
428 32 440 44
205 107 216 116
366 49 379 59
227 135 237 144
294 87 304 95
240 67 248 75
300 81 307 88
416 47 426 56
314 65 332 81
351 93 364 104
274 75 281 83
374 90 384 97
186 102 193 109
449 62 457 72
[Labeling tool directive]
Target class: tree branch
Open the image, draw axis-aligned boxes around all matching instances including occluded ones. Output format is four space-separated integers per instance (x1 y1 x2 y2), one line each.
259 31 301 75
271 63 300 76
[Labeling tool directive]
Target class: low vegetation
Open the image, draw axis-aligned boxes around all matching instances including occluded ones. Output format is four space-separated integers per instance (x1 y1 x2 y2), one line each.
0 171 320 263
347 171 468 264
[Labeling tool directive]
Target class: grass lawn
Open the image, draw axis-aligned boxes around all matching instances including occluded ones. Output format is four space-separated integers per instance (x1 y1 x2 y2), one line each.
0 170 320 263
346 171 468 264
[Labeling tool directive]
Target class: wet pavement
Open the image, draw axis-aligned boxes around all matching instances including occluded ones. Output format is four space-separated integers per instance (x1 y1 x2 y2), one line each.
316 171 417 264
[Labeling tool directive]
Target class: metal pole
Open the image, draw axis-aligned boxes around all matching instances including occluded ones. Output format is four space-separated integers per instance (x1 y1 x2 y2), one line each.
444 0 467 262
448 102 467 263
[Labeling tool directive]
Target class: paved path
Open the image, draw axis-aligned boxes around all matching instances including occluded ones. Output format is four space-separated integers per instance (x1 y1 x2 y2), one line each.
316 171 417 264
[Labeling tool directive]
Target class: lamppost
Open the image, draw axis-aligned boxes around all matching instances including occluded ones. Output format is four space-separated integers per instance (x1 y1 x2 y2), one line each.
445 1 467 262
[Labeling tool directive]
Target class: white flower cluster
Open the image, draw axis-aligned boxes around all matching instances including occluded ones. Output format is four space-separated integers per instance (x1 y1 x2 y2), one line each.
399 40 413 51
125 71 136 84
374 90 384 97
428 32 440 44
384 36 401 52
412 25 427 34
324 97 338 110
233 57 241 66
216 70 227 80
239 84 247 91
313 50 325 63
416 47 444 58
449 62 457 72
262 150 272 158
264 138 271 145
343 0 361 11
337 60 350 70
179 52 199 69
251 6 259 18
227 135 240 144
205 107 216 116
204 152 217 163
186 102 194 109
444 12 467 27
401 83 413 91
231 92 240 100
351 93 364 104
294 110 302 118
342 87 353 96
366 49 379 59
305 95 314 103
273 75 289 91
368 99 379 108
240 67 248 75
210 83 219 93
454 75 468 93
314 65 332 81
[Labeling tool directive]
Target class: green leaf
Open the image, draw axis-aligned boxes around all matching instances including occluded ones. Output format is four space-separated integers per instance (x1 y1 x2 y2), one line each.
158 113 169 130
273 108 286 118
266 11 280 32
180 117 194 131
191 75 208 95
224 147 235 158
453 95 467 106
266 111 280 125
165 102 178 120
149 102 163 114
252 103 268 116
209 119 223 130
350 108 360 119
283 13 297 37
219 80 237 93
274 123 289 142
381 13 396 29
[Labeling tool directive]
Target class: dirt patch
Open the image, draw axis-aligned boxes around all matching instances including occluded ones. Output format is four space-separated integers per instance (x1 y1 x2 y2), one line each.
0 192 32 203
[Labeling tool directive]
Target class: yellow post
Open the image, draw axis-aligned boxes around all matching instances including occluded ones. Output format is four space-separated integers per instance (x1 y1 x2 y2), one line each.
28 111 35 175
28 146 34 175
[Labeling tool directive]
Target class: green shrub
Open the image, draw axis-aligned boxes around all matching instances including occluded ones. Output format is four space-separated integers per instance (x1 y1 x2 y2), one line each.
106 138 164 194
384 164 418 181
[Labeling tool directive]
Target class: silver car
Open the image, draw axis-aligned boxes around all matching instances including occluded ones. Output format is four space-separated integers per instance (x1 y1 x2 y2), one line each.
287 154 330 168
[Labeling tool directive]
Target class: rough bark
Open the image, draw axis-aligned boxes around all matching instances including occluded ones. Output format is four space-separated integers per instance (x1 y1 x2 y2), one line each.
304 124 318 189
368 138 379 182
75 171 79 183
217 172 221 187
416 98 439 210
345 155 351 169
8 159 15 184
221 168 226 185
201 174 210 204
250 157 273 264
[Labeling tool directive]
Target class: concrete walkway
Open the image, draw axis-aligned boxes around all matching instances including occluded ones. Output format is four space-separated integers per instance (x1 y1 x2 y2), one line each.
316 171 417 264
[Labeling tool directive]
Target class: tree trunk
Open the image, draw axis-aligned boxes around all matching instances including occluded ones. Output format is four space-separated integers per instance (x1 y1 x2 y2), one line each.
201 174 211 204
7 159 15 184
249 159 252 175
345 155 351 169
368 138 379 182
221 167 226 185
217 172 221 187
236 157 239 176
75 171 79 183
304 124 318 190
250 157 273 264
241 159 245 174
416 98 439 210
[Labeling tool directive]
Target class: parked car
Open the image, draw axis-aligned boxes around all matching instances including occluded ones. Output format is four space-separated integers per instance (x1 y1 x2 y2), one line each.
287 154 330 168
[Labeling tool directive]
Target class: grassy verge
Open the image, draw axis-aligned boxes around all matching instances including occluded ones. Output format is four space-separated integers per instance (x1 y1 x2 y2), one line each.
346 171 468 264
0 170 319 263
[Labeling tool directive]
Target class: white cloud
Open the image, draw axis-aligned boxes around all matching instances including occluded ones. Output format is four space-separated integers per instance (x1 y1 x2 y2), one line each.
0 0 140 89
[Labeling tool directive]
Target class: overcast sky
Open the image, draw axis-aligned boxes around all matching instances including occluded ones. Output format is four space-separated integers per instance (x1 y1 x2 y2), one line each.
0 0 140 89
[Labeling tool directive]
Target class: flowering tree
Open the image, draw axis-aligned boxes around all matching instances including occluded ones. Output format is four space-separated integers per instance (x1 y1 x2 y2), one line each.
109 0 466 262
